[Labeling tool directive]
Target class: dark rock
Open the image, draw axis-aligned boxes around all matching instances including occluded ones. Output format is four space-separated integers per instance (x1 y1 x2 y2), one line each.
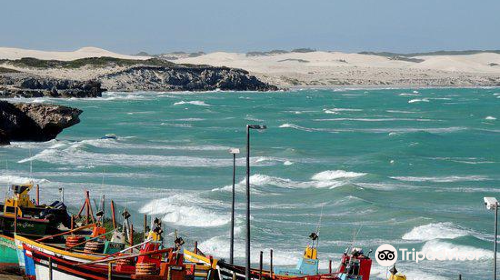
101 65 278 92
0 129 9 145
0 101 82 143
0 74 106 98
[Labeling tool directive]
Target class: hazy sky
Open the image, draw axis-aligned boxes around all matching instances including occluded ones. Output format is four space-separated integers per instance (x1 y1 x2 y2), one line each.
2 0 499 54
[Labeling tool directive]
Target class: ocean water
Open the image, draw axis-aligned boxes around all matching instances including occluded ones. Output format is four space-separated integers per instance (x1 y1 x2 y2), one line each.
1 88 500 279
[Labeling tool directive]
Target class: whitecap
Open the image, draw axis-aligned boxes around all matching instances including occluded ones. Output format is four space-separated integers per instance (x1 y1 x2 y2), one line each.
408 98 430 104
213 170 365 192
402 222 471 241
311 170 366 181
421 240 493 260
17 146 280 168
485 116 497 120
173 101 210 106
199 235 301 266
0 175 49 185
390 175 489 183
140 192 229 227
323 108 362 114
313 118 435 122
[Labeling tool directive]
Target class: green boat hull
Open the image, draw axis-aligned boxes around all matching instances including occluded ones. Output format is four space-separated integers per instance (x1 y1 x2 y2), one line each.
0 216 49 237
0 235 18 269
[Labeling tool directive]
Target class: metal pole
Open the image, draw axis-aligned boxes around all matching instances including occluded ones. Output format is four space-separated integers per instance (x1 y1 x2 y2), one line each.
259 251 263 280
270 249 273 278
14 207 18 234
230 153 236 265
85 191 90 225
49 257 53 280
495 205 498 280
194 241 198 254
130 224 134 252
245 125 251 280
111 200 117 229
36 184 40 205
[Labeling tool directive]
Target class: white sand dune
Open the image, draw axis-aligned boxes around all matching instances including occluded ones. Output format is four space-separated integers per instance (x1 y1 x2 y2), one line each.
173 50 500 87
0 46 150 61
1 46 499 87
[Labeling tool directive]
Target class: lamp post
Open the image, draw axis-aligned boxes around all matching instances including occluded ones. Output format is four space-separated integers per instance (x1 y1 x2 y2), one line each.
229 148 240 265
245 124 266 280
485 197 499 280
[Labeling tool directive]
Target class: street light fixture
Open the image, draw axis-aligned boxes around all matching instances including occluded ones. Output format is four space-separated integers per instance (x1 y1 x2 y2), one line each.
245 124 267 280
485 196 499 280
229 148 240 265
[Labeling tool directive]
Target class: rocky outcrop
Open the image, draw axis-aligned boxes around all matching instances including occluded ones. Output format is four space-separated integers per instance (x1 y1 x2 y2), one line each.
0 101 82 144
0 74 105 98
100 65 279 91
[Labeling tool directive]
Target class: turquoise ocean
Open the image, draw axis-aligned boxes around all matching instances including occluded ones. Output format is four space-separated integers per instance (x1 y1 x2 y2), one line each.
1 88 500 279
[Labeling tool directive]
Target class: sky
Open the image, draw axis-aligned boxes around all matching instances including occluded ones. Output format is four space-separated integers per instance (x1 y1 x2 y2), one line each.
2 0 500 55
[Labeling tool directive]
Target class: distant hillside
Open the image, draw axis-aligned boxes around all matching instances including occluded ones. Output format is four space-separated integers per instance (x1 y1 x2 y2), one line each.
359 50 500 57
0 56 279 94
0 57 177 69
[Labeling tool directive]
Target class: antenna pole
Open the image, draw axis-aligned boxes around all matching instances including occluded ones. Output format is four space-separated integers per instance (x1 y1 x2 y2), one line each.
111 200 117 229
36 184 40 205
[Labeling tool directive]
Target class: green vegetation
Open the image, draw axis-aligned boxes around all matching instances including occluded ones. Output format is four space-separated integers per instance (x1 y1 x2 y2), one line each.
2 57 178 69
247 50 289 57
277 58 309 63
360 50 500 57
291 48 316 53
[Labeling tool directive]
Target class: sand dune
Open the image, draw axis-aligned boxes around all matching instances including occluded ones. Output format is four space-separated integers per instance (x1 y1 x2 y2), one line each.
173 50 500 87
1 46 500 87
0 46 150 61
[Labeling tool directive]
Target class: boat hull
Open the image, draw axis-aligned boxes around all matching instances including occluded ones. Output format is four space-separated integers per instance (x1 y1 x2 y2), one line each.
0 215 50 237
29 246 132 280
0 234 19 271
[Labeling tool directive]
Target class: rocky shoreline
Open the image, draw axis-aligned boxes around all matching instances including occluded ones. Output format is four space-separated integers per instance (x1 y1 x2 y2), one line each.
0 74 105 98
100 65 278 92
0 57 279 98
0 101 82 145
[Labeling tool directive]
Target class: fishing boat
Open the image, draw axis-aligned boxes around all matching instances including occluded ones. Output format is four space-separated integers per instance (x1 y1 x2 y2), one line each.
0 183 71 237
0 182 71 272
215 232 372 280
22 220 199 280
0 234 18 271
16 197 129 279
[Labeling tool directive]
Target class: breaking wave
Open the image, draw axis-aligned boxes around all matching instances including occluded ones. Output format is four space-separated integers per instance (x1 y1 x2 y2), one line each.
212 170 366 192
140 192 230 227
323 108 363 114
422 240 492 260
174 101 210 106
402 222 471 241
408 98 430 103
391 175 490 183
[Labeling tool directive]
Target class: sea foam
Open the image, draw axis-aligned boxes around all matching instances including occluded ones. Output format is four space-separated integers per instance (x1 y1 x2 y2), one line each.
402 222 470 241
391 175 489 183
173 101 210 106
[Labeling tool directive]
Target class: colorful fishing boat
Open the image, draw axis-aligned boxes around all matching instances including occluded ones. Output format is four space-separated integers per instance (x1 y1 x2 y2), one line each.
22 221 198 280
16 196 130 279
0 182 71 273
